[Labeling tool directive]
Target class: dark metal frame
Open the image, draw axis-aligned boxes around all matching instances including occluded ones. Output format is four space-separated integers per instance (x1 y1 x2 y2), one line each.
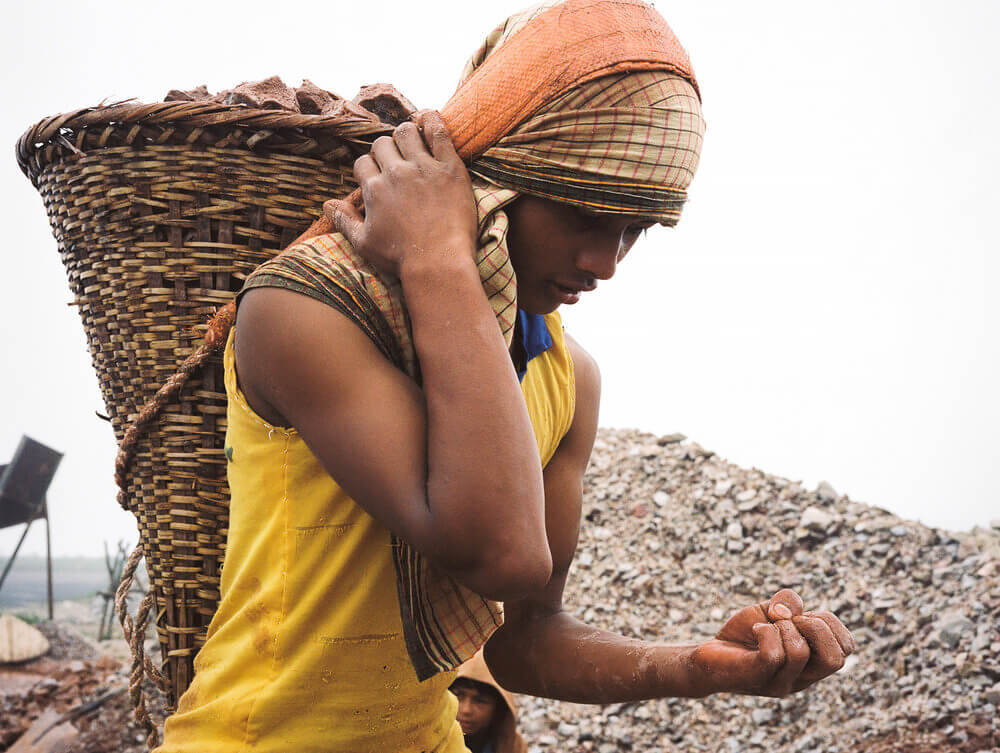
0 437 62 619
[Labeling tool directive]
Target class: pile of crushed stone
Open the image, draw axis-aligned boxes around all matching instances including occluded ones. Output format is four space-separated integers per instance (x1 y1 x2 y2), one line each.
516 428 999 753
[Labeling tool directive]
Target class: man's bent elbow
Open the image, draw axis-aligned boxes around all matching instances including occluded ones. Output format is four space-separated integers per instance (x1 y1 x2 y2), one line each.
454 543 553 602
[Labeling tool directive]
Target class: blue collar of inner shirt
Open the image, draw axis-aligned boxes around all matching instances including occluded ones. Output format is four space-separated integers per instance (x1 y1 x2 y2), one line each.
516 309 554 382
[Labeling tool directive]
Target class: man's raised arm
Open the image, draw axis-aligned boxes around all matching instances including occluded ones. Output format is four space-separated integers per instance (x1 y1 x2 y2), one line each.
235 112 551 601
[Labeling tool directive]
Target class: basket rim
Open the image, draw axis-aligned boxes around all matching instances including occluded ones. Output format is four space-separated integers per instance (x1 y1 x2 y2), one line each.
16 99 395 181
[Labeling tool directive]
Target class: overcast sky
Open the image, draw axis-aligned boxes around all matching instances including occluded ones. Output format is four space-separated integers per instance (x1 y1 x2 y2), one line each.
2 0 997 558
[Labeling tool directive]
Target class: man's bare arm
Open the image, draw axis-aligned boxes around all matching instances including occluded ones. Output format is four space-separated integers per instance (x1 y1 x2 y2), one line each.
485 336 855 701
235 113 550 601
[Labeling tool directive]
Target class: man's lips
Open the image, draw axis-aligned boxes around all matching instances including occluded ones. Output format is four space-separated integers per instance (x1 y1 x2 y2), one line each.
551 280 595 304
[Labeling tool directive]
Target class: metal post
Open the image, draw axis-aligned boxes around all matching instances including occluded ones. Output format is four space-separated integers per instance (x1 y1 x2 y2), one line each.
0 496 48 596
44 502 53 620
0 518 34 592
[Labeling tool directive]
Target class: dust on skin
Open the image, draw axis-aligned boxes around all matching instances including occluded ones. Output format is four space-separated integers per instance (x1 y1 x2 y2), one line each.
518 627 638 698
536 628 668 698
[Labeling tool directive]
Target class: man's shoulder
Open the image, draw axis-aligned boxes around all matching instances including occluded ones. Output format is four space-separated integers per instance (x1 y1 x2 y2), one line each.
247 233 353 284
562 330 600 397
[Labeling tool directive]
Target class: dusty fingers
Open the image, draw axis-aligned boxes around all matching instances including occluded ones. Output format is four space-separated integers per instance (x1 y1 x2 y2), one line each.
767 618 810 696
813 610 856 655
392 121 432 162
724 590 854 698
353 153 380 183
790 613 850 690
751 622 785 675
764 589 804 620
415 110 462 164
324 199 365 248
371 135 405 172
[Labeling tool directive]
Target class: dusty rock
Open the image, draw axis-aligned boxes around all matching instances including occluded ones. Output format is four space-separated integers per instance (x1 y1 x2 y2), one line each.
163 84 213 102
658 432 686 445
291 78 338 114
224 75 299 111
800 505 837 531
937 613 975 649
353 83 417 126
817 480 839 502
984 682 1000 706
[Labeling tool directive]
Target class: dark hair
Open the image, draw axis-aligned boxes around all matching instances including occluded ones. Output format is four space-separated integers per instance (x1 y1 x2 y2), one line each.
450 677 504 706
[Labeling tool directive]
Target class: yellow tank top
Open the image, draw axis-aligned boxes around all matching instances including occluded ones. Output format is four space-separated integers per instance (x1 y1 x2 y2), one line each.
157 311 575 753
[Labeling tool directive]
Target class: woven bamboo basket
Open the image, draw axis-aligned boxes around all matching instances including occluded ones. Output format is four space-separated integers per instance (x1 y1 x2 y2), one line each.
17 100 393 705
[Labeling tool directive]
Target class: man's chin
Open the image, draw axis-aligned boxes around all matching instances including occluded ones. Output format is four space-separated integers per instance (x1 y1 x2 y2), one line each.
517 291 561 315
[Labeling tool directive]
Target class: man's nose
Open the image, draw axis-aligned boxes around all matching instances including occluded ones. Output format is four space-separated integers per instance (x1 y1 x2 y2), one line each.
457 698 471 717
577 239 619 280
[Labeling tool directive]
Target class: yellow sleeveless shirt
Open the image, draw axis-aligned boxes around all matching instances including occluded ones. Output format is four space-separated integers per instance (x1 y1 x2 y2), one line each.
157 311 575 753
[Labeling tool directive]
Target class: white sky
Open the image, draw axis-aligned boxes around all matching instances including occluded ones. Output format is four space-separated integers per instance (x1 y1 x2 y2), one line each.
1 0 997 558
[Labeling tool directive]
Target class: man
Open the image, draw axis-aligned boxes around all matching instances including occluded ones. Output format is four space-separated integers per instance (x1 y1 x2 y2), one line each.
157 2 854 751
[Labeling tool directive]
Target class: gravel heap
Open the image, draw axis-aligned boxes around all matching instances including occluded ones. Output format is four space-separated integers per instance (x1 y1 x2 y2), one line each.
516 428 1000 753
34 620 100 662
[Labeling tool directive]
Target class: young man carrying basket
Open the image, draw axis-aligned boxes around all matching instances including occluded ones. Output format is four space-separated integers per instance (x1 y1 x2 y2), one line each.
157 2 854 750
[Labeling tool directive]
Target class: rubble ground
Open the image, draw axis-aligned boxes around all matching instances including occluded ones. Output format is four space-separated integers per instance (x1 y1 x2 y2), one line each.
1 428 997 752
0 602 165 753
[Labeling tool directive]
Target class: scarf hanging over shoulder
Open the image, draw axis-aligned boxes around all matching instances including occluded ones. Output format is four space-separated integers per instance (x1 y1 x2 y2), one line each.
241 0 704 681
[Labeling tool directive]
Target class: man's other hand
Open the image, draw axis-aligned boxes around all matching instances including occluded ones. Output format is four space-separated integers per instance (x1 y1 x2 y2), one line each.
691 589 855 697
324 110 479 279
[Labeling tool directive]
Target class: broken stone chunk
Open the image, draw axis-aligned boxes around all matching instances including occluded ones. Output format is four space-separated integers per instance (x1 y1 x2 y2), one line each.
295 79 342 115
816 480 838 502
321 97 380 122
801 505 838 532
352 83 417 126
164 84 213 102
224 76 300 112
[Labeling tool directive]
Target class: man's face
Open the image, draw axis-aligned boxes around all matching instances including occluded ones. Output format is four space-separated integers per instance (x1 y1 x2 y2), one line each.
505 195 654 314
452 681 501 736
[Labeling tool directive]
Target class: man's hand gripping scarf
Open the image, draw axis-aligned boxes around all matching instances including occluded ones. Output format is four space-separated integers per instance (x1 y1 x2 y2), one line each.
243 0 706 680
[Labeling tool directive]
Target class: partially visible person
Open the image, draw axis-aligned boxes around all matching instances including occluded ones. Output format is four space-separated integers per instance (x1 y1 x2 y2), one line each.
451 650 526 753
